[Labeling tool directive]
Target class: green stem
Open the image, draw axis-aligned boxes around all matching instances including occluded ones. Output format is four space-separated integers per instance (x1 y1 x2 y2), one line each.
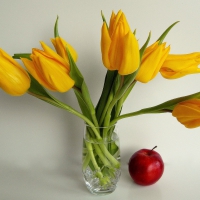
110 107 168 126
98 143 120 168
93 143 111 166
82 153 91 171
73 86 99 128
110 91 200 126
83 135 120 178
85 141 103 178
95 70 118 122
28 91 102 140
102 95 120 139
101 76 125 138
99 74 120 126
99 90 114 126
103 71 139 130
85 127 120 168
114 80 137 119
28 90 121 173
91 110 99 128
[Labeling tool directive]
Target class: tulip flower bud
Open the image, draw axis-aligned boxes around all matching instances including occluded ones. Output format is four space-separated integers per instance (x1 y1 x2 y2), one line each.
21 41 75 92
160 52 200 79
51 37 78 63
0 49 30 96
172 99 200 128
101 10 140 75
136 41 170 83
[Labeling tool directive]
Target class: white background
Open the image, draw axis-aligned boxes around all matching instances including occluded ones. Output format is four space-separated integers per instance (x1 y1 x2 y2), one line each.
0 0 200 199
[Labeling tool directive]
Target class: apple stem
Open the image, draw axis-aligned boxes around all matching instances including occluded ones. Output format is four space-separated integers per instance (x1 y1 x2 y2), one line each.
151 146 157 152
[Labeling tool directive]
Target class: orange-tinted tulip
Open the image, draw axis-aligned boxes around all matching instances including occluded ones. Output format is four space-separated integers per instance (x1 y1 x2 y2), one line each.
0 48 30 96
136 41 170 83
172 99 200 128
21 42 75 92
160 52 200 79
101 10 140 75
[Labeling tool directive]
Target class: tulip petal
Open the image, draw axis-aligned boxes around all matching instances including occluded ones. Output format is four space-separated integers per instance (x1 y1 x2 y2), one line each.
175 116 200 128
40 41 70 72
119 13 131 35
109 22 124 70
38 56 74 92
21 57 55 91
20 40 75 93
22 55 74 93
33 48 70 74
151 44 170 78
160 52 200 79
136 42 170 83
108 11 116 36
184 119 200 128
101 22 111 69
101 10 139 75
109 10 122 37
172 99 200 128
118 32 140 75
51 37 78 62
173 105 200 117
0 49 30 96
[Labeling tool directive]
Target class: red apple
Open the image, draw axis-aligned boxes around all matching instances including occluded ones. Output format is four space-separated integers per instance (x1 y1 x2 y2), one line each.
128 146 164 186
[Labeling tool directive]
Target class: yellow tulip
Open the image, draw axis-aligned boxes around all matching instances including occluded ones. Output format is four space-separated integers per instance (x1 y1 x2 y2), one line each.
136 41 170 83
51 37 78 63
172 99 200 128
160 52 200 79
21 42 75 92
101 10 140 75
0 48 30 96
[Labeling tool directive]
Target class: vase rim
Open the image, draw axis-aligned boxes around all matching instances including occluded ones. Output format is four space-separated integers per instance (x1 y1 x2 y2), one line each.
84 123 117 129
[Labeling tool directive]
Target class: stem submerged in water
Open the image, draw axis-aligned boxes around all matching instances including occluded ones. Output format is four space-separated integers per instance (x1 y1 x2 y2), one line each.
82 124 121 187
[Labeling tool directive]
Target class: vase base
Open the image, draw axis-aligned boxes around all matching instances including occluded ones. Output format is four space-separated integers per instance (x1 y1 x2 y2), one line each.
83 167 121 195
84 178 117 195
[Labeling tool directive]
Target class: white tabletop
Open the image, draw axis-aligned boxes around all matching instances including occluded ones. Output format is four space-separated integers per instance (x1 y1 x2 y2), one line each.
1 152 200 200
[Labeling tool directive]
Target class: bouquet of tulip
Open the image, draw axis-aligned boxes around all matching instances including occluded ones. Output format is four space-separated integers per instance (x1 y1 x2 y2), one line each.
1 10 200 193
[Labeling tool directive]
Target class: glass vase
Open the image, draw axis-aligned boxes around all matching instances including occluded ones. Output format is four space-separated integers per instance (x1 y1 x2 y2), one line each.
82 124 121 195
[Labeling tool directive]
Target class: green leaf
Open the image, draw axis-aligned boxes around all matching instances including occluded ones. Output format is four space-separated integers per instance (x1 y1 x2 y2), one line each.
28 74 54 99
146 91 200 111
74 89 92 121
113 80 137 119
95 70 118 121
157 21 179 44
54 16 60 37
66 47 83 88
53 17 97 123
67 47 93 110
101 10 108 29
81 81 96 111
53 16 96 123
119 70 138 97
110 142 119 155
66 46 98 125
139 32 151 59
28 74 95 127
28 74 67 109
13 53 31 60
